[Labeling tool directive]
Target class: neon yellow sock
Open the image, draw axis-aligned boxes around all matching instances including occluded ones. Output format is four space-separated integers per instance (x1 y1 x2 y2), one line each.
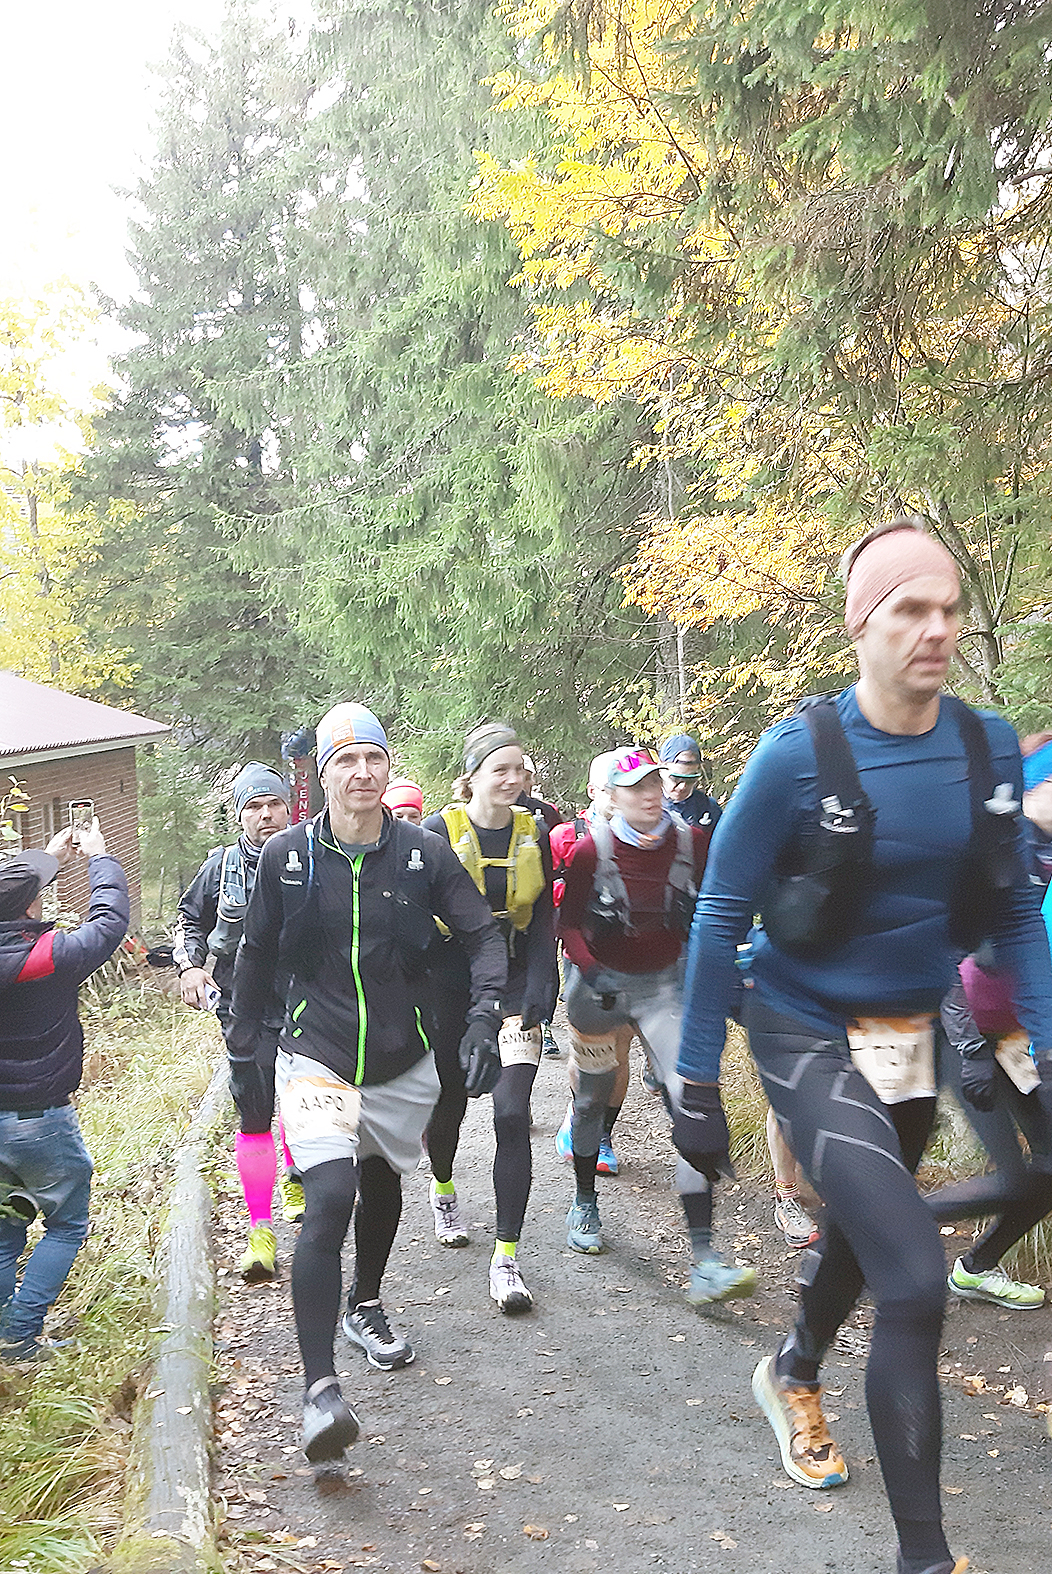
432 1178 455 1196
492 1239 517 1263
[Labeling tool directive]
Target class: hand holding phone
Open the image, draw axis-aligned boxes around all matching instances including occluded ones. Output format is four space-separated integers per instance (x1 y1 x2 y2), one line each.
68 799 94 847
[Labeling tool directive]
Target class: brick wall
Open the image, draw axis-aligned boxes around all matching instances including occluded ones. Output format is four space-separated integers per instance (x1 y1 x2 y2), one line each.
7 747 144 929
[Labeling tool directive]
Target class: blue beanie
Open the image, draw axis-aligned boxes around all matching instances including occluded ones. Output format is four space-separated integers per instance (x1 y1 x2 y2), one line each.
658 733 701 765
316 702 390 777
231 762 290 819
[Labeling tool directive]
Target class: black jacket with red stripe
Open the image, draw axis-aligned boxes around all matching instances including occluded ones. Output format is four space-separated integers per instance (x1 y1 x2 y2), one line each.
0 854 129 1110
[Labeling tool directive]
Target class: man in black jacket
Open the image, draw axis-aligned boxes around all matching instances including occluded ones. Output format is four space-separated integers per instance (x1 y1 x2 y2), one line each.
174 762 297 1280
0 819 129 1360
230 702 506 1462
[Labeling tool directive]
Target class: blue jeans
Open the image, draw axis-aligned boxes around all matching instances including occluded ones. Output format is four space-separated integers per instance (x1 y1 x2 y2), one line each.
0 1104 93 1346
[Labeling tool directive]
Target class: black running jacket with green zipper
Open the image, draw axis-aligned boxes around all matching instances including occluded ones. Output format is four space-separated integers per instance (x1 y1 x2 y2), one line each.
227 809 506 1087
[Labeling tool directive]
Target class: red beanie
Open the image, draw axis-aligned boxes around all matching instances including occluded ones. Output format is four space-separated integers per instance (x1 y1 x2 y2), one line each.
844 526 959 638
383 778 423 814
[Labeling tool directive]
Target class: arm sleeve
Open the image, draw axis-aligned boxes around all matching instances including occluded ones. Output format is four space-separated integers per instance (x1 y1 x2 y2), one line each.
228 840 284 1056
172 854 220 971
428 838 507 1009
555 836 602 974
984 717 1052 1053
940 981 993 1061
51 855 130 984
677 723 808 1082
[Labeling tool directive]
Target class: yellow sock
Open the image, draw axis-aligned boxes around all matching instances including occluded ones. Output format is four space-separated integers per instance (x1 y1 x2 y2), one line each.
432 1178 455 1196
492 1239 516 1263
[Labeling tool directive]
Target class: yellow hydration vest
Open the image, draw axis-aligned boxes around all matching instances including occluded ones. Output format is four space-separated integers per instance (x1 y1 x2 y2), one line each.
440 805 545 932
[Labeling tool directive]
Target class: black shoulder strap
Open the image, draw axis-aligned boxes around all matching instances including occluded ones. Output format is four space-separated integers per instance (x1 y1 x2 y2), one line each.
941 694 994 832
796 696 866 810
574 816 587 838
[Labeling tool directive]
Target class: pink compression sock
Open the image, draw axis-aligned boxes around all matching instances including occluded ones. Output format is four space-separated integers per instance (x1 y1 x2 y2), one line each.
235 1131 277 1226
278 1117 293 1172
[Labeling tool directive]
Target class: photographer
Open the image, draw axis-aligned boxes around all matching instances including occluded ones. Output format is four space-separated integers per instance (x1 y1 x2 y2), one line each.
0 820 128 1361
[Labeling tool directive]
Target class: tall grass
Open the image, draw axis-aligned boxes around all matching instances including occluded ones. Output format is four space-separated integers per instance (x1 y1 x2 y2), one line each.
0 969 219 1573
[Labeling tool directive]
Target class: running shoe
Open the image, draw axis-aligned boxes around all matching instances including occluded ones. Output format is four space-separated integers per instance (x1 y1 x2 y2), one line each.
279 1173 306 1224
429 1179 469 1247
686 1253 757 1306
542 1023 561 1057
751 1354 848 1489
596 1136 619 1175
240 1223 277 1282
639 1059 662 1095
566 1198 603 1253
555 1104 573 1162
774 1192 820 1249
489 1256 534 1314
947 1258 1044 1309
302 1378 360 1462
342 1300 415 1370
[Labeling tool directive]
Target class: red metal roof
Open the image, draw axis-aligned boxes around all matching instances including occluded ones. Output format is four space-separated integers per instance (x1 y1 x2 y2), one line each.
0 672 170 758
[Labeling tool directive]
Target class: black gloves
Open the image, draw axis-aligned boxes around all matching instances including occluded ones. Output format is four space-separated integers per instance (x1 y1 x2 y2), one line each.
671 1081 731 1184
459 1011 503 1097
228 1055 274 1130
959 1051 999 1113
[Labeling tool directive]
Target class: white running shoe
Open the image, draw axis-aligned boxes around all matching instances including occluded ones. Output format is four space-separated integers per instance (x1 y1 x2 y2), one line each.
429 1180 469 1247
489 1255 533 1314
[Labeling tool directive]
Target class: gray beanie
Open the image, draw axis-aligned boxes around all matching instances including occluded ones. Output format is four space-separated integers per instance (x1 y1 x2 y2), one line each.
464 722 520 776
231 762 290 819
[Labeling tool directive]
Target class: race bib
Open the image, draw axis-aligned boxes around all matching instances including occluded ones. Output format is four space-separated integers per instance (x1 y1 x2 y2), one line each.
568 1028 621 1075
498 1015 542 1068
847 1015 936 1105
995 1031 1040 1095
280 1074 362 1145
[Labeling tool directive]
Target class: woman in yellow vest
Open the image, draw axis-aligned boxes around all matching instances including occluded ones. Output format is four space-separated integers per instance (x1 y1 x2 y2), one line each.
423 722 556 1315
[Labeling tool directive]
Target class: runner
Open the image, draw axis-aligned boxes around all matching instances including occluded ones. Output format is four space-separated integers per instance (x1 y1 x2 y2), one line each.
229 703 506 1461
678 516 1051 1574
658 734 722 829
174 762 298 1280
925 731 1052 1308
931 964 1050 1308
558 748 754 1305
766 1107 820 1249
422 722 556 1313
552 752 629 1174
383 779 424 825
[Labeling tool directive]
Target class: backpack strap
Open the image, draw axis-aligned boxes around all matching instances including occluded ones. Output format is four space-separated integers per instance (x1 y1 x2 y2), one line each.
797 695 868 816
589 816 633 917
941 695 996 827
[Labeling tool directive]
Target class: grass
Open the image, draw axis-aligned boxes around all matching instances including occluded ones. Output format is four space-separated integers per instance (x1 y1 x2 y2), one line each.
0 966 220 1574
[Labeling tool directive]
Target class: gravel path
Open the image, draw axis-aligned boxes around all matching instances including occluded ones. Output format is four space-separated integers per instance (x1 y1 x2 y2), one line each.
212 1027 1051 1574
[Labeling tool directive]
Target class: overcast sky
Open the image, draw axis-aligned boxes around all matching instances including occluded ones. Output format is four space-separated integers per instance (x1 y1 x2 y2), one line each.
1 0 238 306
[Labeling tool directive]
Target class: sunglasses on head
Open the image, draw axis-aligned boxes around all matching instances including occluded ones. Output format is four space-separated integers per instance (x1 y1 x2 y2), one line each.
612 748 657 774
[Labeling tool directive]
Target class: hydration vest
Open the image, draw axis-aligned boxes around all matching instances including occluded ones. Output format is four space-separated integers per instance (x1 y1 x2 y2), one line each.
439 805 545 932
207 842 260 958
761 694 1022 959
584 815 698 944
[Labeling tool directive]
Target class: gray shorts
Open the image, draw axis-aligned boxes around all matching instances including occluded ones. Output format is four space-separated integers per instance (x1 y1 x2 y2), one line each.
275 1049 440 1174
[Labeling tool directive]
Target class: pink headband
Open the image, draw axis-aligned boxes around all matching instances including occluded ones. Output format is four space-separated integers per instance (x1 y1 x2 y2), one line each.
844 528 959 637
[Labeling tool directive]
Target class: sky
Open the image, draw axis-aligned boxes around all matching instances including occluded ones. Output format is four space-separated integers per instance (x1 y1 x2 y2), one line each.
2 0 232 306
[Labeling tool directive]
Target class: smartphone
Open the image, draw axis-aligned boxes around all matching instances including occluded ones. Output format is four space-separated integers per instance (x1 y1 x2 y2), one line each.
68 799 94 845
203 981 222 1011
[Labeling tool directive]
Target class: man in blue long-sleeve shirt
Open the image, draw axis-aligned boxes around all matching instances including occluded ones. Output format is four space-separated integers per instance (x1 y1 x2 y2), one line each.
676 517 1052 1574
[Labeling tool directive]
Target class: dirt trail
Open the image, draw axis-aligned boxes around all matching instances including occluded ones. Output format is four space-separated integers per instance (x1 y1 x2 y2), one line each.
212 1028 1051 1574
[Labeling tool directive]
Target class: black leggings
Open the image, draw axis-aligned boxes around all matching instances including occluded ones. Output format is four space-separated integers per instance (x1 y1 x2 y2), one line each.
930 1039 1052 1272
427 1012 538 1242
745 997 946 1536
291 1154 404 1389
